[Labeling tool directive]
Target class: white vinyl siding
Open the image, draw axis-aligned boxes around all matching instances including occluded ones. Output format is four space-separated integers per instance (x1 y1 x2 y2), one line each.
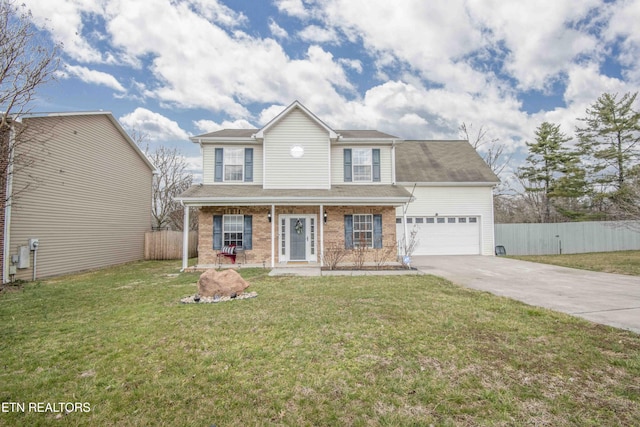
396 186 495 256
263 109 330 189
7 114 154 280
202 144 263 185
331 145 393 184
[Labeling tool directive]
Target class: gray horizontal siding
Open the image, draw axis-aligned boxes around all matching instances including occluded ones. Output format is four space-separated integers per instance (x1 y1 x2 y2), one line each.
495 221 640 255
8 114 153 280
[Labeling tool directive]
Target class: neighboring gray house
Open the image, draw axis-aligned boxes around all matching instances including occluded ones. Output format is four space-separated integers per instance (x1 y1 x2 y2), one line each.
176 101 499 270
1 112 155 282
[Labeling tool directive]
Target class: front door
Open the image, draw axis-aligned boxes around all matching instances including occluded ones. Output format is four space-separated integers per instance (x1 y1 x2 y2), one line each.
279 214 317 262
290 218 306 260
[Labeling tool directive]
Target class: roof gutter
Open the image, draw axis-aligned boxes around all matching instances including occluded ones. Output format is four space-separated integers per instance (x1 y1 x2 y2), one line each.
174 196 410 207
396 181 499 187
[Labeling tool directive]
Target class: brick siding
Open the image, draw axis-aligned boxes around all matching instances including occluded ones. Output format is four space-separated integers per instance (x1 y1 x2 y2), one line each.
196 205 398 266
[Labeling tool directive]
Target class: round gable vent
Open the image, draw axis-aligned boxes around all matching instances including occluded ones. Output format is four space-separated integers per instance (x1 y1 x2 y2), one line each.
290 145 304 158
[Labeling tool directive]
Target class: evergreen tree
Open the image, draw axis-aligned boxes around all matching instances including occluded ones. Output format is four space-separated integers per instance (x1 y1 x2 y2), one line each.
576 92 640 218
518 122 585 222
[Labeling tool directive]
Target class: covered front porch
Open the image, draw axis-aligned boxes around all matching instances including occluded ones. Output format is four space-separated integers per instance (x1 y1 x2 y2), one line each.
181 204 401 270
176 184 413 271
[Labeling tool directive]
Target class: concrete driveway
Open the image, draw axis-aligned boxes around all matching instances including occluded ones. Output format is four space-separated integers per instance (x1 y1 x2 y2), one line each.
412 255 640 334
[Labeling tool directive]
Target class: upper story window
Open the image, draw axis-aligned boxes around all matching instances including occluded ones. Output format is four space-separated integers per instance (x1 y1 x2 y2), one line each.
224 148 244 182
344 148 380 183
215 147 253 183
353 149 372 181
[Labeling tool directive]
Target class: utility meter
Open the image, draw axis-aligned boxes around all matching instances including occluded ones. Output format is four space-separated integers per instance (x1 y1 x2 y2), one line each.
29 238 39 250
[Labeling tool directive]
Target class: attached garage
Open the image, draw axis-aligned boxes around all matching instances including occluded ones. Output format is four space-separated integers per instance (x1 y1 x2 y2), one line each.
397 216 481 255
395 140 500 256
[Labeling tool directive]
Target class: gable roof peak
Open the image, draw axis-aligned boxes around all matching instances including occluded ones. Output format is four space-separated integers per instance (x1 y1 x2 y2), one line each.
254 100 338 139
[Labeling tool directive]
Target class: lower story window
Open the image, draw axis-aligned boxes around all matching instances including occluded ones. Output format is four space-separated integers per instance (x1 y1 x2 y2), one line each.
223 214 243 247
353 214 373 248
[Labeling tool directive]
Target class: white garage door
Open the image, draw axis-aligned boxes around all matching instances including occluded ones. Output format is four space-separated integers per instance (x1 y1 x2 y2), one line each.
397 216 481 255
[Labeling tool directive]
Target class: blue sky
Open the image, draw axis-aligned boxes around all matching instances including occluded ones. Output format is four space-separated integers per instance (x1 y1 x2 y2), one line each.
22 0 640 181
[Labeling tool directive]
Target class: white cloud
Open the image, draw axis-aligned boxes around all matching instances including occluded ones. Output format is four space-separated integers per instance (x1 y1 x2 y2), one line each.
193 119 256 134
23 0 112 64
268 18 288 39
338 58 362 73
90 0 353 118
298 25 339 44
604 0 640 83
466 0 602 91
119 108 190 141
21 0 636 178
274 0 309 19
188 0 248 28
310 0 486 89
61 64 126 92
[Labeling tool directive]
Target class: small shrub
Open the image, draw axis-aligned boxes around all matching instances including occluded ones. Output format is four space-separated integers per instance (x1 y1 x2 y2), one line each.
323 241 349 270
373 245 397 269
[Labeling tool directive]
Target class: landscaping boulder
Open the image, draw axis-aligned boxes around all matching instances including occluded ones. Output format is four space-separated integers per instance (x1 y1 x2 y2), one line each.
197 269 250 298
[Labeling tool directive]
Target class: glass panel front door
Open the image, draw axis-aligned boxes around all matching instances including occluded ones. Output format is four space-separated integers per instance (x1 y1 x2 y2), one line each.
290 218 306 260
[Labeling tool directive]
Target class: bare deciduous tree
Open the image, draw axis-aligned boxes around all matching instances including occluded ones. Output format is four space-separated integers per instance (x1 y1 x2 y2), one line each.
0 0 60 206
143 144 194 231
131 129 195 231
459 122 513 177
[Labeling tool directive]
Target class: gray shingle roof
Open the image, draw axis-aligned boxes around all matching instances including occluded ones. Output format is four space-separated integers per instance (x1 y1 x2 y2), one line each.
395 140 500 183
337 130 398 139
193 128 398 140
177 184 412 205
194 129 258 138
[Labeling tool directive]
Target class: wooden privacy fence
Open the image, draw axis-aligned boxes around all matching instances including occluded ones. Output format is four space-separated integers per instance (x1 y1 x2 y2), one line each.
145 230 198 260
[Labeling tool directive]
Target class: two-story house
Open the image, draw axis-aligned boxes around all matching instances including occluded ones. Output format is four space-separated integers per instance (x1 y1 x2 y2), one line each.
2 112 155 282
176 101 499 269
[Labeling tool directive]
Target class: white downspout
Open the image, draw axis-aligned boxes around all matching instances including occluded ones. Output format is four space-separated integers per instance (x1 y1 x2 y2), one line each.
402 207 408 257
391 140 396 185
2 125 15 283
181 201 189 271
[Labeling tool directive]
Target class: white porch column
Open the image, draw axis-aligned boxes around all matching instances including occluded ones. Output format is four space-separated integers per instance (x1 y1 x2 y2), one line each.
270 204 275 267
319 204 324 267
181 204 189 271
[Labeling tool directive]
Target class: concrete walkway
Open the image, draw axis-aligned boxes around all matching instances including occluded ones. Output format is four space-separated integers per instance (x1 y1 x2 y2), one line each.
412 255 640 334
268 267 423 276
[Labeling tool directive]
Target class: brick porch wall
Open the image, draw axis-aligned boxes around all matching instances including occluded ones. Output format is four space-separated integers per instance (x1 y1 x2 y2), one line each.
323 206 398 265
196 205 398 266
198 206 272 265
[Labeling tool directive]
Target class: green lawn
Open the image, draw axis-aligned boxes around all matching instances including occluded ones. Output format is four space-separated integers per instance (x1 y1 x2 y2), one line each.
1 261 639 426
510 250 640 276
